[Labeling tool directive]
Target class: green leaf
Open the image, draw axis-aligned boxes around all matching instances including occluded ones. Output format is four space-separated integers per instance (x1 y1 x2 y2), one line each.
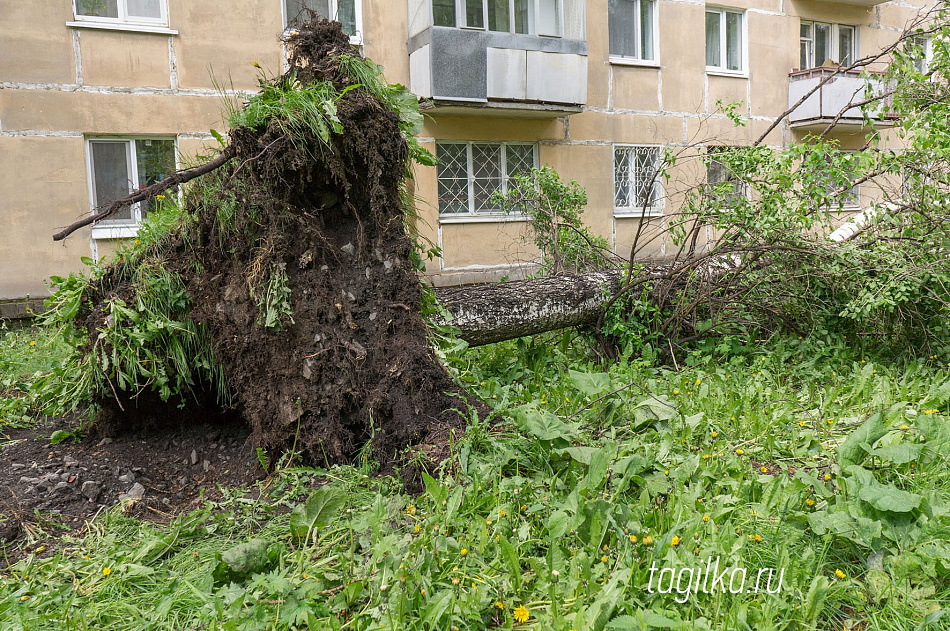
864 442 924 464
212 539 278 585
568 370 612 396
290 486 345 542
859 484 922 513
839 412 886 468
632 396 678 425
49 429 78 445
510 404 576 441
547 510 569 539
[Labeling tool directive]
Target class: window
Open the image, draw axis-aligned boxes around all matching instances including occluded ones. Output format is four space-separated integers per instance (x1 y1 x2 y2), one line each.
910 35 932 73
608 0 656 62
285 0 360 40
73 0 168 27
800 21 856 69
436 142 537 216
614 145 663 215
433 0 560 36
820 152 860 209
706 147 747 207
705 8 743 72
87 138 176 237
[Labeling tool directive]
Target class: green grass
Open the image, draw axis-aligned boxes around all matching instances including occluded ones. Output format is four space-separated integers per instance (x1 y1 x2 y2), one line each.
2 333 950 629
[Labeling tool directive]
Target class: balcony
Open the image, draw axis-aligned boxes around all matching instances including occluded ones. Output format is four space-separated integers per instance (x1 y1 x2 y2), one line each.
407 0 587 115
787 68 896 131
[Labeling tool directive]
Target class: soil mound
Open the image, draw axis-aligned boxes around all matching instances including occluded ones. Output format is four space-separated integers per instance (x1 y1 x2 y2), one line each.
79 18 470 474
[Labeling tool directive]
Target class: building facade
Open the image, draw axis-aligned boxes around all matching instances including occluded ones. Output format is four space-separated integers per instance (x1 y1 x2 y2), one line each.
0 0 931 306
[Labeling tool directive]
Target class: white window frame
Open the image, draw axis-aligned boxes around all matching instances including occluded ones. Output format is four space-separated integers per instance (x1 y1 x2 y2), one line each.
705 7 746 76
911 35 932 73
85 136 178 240
613 144 665 217
436 141 539 220
705 146 748 209
69 0 174 33
799 21 858 70
282 0 363 46
448 0 563 37
608 0 659 67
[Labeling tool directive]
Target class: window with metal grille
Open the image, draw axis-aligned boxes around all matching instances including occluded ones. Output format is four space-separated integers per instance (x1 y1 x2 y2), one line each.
706 147 747 208
436 142 538 216
285 0 360 41
614 145 663 215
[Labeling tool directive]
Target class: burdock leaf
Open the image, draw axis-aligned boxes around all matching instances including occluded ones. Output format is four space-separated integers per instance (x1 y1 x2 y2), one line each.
290 486 345 542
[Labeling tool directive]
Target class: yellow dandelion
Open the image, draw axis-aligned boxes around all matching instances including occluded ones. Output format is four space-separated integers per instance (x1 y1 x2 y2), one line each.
900 425 909 430
736 448 744 455
799 421 806 427
513 604 530 623
760 466 768 473
102 567 112 576
664 470 669 476
806 498 816 507
486 519 492 526
414 524 421 533
629 534 637 542
452 576 460 585
673 390 680 395
712 431 719 437
696 379 702 385
252 61 261 68
642 535 653 545
601 555 609 563
671 535 680 546
495 601 505 610
460 548 468 556
29 341 35 347
703 514 710 522
156 194 165 200
754 534 762 542
824 474 831 481
499 509 506 517
565 397 570 403
835 569 846 579
420 588 426 595
406 505 416 516
134 239 140 245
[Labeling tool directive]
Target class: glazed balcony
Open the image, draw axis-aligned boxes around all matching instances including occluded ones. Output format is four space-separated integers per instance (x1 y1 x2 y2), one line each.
787 67 896 130
407 0 587 115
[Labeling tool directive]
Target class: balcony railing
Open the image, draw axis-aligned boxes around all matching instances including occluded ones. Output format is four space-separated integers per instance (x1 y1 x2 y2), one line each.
787 68 896 130
407 0 587 114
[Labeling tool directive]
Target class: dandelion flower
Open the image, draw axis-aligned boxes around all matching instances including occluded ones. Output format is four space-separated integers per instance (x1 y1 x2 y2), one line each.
824 474 831 481
102 567 112 576
499 509 506 517
642 535 653 545
736 448 744 455
513 605 530 623
414 524 421 533
452 577 460 585
712 431 719 438
252 61 261 68
835 569 846 579
754 534 762 542
671 536 680 546
496 601 505 609
406 505 416 516
806 498 816 507
664 470 669 476
760 466 768 473
601 555 609 563
460 548 468 556
629 534 637 542
703 514 710 522
696 379 702 385
29 342 35 347
673 390 679 395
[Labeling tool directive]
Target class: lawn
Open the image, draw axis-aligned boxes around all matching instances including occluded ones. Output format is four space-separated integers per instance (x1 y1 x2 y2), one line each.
1 326 949 630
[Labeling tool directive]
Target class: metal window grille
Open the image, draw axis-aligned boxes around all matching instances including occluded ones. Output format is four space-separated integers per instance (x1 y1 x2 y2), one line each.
614 145 661 213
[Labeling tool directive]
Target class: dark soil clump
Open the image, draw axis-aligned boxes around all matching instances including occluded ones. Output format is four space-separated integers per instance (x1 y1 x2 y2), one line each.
80 18 471 474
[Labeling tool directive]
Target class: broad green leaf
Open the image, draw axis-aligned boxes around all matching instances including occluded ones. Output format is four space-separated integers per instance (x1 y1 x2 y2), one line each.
839 412 886 468
864 442 924 464
632 396 678 424
510 404 576 441
547 510 569 539
290 486 345 541
569 369 612 396
859 484 922 513
212 539 277 585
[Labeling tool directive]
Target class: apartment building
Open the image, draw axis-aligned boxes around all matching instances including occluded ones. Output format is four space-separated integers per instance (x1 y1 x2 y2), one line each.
0 0 931 309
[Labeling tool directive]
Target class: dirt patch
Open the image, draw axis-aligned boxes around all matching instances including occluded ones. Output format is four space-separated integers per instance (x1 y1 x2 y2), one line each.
0 416 262 564
77 18 473 475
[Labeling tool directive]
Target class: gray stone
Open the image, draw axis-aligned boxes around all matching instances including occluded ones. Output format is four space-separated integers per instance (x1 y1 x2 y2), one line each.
190 449 198 465
63 455 79 467
118 473 135 484
118 483 145 502
341 242 356 256
81 480 100 500
97 438 112 447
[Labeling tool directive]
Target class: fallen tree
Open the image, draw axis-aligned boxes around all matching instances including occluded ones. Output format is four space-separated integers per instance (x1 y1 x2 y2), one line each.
46 18 473 470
